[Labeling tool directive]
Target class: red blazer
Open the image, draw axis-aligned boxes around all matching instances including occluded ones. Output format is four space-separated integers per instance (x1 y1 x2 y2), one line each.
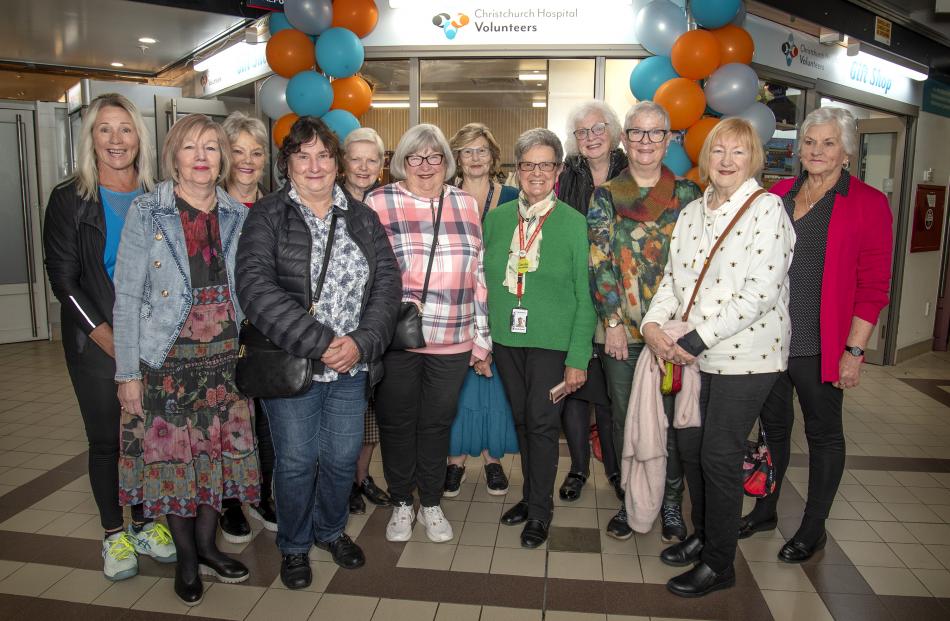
771 175 893 382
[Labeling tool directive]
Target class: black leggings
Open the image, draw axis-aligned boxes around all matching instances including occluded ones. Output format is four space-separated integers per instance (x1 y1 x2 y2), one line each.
561 398 619 478
224 398 274 510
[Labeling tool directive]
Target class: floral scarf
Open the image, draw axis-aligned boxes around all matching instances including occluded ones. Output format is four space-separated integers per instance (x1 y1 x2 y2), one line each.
503 190 557 295
611 165 678 222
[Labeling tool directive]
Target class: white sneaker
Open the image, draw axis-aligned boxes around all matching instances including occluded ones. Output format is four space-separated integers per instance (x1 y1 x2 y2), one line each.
417 505 454 542
386 502 415 542
102 531 138 581
129 522 177 563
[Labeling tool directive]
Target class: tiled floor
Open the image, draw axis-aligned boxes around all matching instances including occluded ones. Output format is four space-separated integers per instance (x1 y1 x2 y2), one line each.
1 342 950 619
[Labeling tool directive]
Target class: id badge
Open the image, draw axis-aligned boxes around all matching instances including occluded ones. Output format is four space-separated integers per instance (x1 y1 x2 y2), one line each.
510 307 528 334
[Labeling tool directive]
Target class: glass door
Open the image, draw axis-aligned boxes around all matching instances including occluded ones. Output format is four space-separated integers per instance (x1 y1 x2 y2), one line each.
153 96 230 178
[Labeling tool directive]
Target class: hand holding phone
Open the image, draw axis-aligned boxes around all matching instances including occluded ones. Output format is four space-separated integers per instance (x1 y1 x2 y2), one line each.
549 381 567 404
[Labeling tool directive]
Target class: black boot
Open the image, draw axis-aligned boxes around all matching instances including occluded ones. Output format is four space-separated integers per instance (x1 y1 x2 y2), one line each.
349 483 366 515
660 533 704 567
667 562 736 598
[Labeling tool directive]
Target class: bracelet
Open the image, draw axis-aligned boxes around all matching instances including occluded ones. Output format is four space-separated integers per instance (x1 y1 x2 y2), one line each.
115 378 140 385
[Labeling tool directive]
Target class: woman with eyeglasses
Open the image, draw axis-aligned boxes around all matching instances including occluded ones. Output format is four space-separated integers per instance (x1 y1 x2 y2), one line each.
485 128 596 548
441 123 519 500
364 124 492 545
588 102 701 544
554 100 628 506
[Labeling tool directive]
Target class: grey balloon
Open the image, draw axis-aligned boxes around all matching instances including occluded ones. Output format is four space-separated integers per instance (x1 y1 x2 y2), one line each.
727 102 777 146
259 75 292 120
732 1 747 26
635 0 687 57
704 63 759 115
284 0 333 36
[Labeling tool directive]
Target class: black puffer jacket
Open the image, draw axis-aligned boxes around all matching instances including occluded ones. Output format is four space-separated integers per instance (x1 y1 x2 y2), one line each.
235 184 401 389
556 148 628 216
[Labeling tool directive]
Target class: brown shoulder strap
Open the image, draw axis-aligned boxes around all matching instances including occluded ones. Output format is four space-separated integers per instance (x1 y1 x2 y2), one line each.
682 189 766 322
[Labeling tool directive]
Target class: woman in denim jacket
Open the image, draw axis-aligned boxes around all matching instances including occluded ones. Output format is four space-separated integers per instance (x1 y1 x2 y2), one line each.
113 114 257 607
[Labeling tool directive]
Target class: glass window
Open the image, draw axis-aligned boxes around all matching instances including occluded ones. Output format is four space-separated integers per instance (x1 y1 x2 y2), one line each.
761 80 803 188
360 59 410 185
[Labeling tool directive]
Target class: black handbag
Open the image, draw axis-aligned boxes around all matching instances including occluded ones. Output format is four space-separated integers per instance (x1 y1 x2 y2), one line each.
236 213 338 399
389 188 444 351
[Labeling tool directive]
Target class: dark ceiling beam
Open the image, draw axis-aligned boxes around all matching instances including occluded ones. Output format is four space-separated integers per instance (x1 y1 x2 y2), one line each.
125 0 269 19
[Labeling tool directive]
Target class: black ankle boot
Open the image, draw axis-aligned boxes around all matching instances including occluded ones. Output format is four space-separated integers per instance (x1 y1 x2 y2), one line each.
667 562 736 598
174 564 203 606
660 533 704 567
197 553 249 583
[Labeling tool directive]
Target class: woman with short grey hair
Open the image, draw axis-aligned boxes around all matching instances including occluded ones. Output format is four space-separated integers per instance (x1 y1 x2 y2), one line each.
388 123 457 181
221 111 268 207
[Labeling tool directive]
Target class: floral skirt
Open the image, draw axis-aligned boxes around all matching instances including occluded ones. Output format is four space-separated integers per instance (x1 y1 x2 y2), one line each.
118 338 260 518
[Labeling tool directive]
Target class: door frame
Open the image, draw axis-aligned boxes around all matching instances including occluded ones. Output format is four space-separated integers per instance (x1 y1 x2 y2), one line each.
153 96 229 178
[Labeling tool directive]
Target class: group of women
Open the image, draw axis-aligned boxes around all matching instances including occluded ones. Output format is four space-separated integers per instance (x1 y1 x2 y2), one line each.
44 90 891 604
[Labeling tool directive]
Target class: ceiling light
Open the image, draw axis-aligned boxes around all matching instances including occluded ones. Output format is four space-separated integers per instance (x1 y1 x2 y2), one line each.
519 73 547 81
372 101 410 108
110 62 124 68
532 102 547 108
420 102 438 108
138 37 157 44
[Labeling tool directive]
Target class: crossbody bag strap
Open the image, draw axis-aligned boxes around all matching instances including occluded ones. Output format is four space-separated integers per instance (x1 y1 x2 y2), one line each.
311 212 339 308
418 187 446 309
682 189 765 322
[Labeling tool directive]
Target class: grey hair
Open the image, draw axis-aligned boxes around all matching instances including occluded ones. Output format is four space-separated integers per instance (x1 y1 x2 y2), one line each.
800 106 858 160
623 101 671 131
343 127 385 160
563 99 622 156
514 127 564 164
221 111 268 154
390 124 456 180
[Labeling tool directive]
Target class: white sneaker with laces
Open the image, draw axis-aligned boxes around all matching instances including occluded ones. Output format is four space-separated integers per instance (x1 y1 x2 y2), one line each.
386 502 415 542
128 522 177 563
417 505 454 542
102 531 138 581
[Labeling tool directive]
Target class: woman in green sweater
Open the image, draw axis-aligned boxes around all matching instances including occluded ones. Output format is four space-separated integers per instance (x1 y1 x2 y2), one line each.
483 128 596 548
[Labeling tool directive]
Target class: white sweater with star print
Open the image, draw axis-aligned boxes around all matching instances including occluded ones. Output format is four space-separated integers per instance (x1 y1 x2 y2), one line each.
643 178 796 375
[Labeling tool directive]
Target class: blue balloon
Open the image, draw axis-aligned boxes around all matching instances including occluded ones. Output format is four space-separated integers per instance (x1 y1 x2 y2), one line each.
663 140 692 176
322 109 361 140
315 27 365 78
691 0 740 29
286 70 333 117
630 56 679 102
268 12 293 35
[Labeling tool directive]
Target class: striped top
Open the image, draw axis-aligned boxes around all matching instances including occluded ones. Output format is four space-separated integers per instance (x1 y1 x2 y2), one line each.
365 182 491 358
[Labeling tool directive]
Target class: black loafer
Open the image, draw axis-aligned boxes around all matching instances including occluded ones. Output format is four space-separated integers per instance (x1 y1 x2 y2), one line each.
349 483 366 515
667 562 736 598
558 472 587 501
219 504 252 544
360 476 392 506
660 534 704 567
501 501 529 526
737 513 778 539
778 532 827 563
281 553 312 589
174 565 203 606
520 519 548 548
315 533 365 570
197 553 249 583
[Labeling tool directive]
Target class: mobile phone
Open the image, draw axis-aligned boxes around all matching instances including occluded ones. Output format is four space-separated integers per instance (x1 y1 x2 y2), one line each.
549 381 567 404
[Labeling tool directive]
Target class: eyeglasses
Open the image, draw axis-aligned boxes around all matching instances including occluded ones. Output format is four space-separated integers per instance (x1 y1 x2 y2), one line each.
517 161 558 173
405 153 444 167
624 128 670 143
458 147 490 160
573 123 608 140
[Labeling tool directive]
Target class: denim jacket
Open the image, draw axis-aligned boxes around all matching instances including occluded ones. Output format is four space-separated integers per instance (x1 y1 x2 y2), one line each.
113 179 248 381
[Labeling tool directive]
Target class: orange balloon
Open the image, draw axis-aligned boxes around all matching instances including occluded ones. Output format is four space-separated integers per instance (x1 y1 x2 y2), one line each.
266 30 315 79
684 117 720 163
712 24 755 65
331 75 372 117
685 166 707 190
332 0 380 38
671 30 721 80
273 113 299 147
653 78 706 131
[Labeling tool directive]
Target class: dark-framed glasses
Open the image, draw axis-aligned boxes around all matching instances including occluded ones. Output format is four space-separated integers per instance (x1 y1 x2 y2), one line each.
572 122 608 140
405 153 445 167
624 128 670 143
517 161 558 173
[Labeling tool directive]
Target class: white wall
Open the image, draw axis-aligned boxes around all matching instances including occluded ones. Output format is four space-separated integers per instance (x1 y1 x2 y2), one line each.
547 59 595 147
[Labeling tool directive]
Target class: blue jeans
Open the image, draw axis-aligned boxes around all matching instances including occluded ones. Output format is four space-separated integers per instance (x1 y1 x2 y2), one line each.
262 372 367 554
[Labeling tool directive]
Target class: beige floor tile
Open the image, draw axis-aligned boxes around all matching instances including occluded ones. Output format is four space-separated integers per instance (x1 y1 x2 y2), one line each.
856 566 930 596
479 606 541 621
34 512 94 538
0 560 24 582
906 522 950 544
931 473 950 487
40 567 111 603
868 521 918 543
911 568 950 597
69 495 102 515
16 437 65 453
92 574 160 608
930 504 950 521
434 603 481 621
396 541 457 570
246 589 321 621
441 500 471 522
600 532 638 556
601 554 643 583
49 439 90 455
0 562 72 596
0 508 63 533
850 470 901 486
309 594 379 621
883 502 944 523
551 507 598 529
450 544 493 573
29 489 91 512
0 451 35 468
548 551 603 581
760 590 833 621
928 544 950 569
471 484 517 505
887 543 944 569
605 616 649 621
20 452 73 470
544 611 606 620
890 472 943 487
459 521 498 547
465 501 503 523
827 500 862 520
837 484 875 503
909 486 950 505
738 538 784 562
825 519 882 542
865 485 919 504
637 556 681 584
187 582 266 619
748 561 816 592
131 577 192 614
837 540 905 568
489 547 546 577
371 598 438 621
850 501 897 522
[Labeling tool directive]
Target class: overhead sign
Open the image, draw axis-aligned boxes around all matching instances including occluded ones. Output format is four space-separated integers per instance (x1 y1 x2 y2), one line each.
874 16 893 47
198 41 270 97
922 78 950 118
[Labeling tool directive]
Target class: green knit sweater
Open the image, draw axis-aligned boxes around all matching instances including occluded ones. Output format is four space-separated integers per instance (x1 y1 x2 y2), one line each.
483 199 596 369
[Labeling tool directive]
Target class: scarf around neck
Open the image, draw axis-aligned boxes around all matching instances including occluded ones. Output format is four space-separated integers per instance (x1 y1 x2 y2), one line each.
503 191 557 295
611 165 677 222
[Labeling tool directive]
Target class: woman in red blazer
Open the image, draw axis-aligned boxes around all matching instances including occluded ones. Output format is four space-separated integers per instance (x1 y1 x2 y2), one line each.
737 107 893 562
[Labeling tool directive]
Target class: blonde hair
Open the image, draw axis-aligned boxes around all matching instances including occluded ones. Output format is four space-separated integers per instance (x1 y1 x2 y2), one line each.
449 123 503 180
75 93 155 201
161 114 231 184
221 111 268 155
697 118 764 184
343 127 385 160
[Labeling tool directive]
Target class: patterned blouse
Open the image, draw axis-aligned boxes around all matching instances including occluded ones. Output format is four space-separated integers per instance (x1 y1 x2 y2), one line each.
289 183 369 382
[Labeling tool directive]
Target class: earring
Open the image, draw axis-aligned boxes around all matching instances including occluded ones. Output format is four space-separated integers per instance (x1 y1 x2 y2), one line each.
843 159 850 170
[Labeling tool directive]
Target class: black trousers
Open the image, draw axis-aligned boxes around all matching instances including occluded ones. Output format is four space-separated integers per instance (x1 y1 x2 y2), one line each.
677 371 780 573
375 350 470 507
493 344 567 523
224 398 275 510
757 356 845 520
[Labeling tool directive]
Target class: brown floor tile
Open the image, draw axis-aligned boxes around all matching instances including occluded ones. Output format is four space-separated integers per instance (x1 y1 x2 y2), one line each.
803 562 875 594
879 594 950 621
820 592 894 621
548 526 601 553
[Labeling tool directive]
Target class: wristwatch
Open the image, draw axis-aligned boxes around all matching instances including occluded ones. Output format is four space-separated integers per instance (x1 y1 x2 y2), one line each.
606 315 622 328
844 345 865 357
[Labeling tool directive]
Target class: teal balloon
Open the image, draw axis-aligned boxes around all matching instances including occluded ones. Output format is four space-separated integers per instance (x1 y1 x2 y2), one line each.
268 12 293 35
322 109 360 140
316 27 364 78
286 70 333 117
663 141 692 176
630 56 679 101
691 0 741 29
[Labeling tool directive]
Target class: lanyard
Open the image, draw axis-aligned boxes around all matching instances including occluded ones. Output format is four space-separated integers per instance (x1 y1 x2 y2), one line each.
481 183 495 221
515 212 550 303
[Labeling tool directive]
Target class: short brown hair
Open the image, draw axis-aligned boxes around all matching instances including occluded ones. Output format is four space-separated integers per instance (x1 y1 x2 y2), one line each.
276 116 344 180
697 117 764 184
450 122 503 180
162 113 231 184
